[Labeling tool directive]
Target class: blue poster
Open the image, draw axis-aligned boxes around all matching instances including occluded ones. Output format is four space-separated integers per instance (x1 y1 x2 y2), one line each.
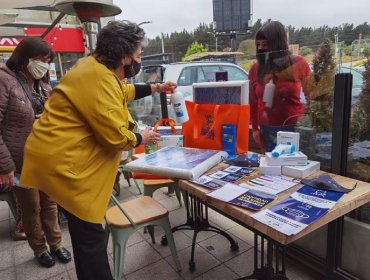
252 185 344 236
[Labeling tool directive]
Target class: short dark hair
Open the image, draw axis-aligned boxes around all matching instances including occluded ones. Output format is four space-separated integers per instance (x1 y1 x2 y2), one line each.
6 37 55 73
94 20 146 69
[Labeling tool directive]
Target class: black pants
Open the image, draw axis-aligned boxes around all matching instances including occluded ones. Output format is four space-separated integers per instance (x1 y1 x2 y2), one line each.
62 209 113 280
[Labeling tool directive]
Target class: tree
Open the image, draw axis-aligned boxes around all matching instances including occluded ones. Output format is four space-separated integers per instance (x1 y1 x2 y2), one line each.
300 46 313 56
351 58 370 140
182 41 208 61
306 38 336 131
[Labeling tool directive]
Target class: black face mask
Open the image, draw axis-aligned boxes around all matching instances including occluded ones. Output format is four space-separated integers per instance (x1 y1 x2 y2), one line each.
123 58 141 78
256 49 269 65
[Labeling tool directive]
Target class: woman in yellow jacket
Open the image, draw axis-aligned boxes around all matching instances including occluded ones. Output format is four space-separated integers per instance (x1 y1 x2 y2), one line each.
20 21 176 280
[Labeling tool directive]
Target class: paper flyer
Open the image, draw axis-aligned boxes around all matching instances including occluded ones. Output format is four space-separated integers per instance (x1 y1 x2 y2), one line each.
252 185 344 236
240 175 299 195
207 183 276 211
191 175 227 190
222 165 254 176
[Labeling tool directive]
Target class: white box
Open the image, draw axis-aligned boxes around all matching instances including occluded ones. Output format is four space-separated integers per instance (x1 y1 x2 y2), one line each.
265 151 307 166
259 157 282 176
277 131 300 151
192 81 249 105
155 126 182 135
282 160 320 179
157 135 184 149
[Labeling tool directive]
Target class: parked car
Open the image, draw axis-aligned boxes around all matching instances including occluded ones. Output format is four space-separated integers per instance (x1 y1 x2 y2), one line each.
300 66 363 107
130 61 248 125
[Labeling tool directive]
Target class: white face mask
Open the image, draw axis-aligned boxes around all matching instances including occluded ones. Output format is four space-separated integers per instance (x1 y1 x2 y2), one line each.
27 58 49 80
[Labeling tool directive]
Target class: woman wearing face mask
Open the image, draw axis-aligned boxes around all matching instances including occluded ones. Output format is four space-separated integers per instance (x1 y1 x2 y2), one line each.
20 21 177 280
249 21 312 152
0 37 71 267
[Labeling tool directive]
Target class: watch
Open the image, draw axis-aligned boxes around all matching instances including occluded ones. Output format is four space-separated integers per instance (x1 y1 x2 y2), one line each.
156 83 161 93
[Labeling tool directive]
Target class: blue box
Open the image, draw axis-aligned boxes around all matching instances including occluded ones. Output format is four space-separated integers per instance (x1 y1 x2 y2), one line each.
222 124 237 155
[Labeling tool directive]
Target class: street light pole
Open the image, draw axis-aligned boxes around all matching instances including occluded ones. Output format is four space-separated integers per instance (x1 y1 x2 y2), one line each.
138 21 152 26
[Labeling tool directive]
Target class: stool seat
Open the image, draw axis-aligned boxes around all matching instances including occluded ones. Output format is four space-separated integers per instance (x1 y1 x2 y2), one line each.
144 179 175 186
106 196 168 228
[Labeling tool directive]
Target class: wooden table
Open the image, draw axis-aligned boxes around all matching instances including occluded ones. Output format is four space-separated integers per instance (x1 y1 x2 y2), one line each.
176 163 370 279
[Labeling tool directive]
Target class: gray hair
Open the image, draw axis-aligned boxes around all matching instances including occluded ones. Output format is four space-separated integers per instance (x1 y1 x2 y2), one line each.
94 20 146 69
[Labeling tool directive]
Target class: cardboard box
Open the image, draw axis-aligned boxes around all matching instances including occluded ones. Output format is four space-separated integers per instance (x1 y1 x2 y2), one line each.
155 126 182 135
259 157 282 176
157 135 184 150
265 151 307 166
277 131 300 151
282 160 320 179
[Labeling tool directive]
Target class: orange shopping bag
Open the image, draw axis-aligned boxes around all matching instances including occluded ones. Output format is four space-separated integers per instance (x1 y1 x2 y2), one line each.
182 101 250 154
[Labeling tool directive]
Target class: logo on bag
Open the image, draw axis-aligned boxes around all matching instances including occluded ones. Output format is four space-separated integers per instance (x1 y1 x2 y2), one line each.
200 113 215 139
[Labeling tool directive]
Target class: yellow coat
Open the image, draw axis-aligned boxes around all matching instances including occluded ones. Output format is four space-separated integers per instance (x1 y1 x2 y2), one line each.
20 56 138 223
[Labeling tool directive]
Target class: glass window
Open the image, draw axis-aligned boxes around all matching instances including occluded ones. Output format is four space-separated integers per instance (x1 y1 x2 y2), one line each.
220 65 248 81
178 67 192 86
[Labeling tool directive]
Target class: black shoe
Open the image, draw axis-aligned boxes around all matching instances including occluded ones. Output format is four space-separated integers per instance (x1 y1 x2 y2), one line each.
51 247 72 263
36 251 55 268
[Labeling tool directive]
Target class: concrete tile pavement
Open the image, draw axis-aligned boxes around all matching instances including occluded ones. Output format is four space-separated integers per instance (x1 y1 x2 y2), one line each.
0 180 322 280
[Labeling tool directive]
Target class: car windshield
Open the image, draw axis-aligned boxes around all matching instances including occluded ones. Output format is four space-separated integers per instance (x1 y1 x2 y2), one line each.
137 65 164 83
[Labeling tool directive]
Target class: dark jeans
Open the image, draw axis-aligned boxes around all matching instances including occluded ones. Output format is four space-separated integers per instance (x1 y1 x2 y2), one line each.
260 124 296 152
62 208 113 280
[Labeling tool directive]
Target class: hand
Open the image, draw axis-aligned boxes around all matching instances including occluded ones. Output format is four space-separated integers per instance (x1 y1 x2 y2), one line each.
1 170 15 186
140 127 162 145
159 81 177 93
252 130 263 146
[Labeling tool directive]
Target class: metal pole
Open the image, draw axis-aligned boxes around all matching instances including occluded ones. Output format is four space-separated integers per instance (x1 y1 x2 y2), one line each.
57 52 64 77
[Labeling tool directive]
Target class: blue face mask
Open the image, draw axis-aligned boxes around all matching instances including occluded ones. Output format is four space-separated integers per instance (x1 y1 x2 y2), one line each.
301 175 356 193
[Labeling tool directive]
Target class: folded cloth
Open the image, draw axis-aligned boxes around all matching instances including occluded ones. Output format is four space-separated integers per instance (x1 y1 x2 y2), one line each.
301 175 356 193
226 153 260 167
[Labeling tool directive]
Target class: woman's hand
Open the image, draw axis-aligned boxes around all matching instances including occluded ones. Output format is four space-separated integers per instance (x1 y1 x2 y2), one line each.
140 127 162 145
1 170 15 186
152 81 177 94
252 130 263 146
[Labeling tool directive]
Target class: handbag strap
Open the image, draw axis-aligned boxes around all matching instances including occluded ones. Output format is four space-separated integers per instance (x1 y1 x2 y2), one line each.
15 75 35 105
153 118 176 134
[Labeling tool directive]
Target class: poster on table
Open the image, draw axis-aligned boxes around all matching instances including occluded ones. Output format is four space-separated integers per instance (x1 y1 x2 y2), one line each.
252 185 344 236
123 147 228 180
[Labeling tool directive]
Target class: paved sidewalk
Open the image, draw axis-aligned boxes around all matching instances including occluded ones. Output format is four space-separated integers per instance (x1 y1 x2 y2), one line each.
0 179 321 280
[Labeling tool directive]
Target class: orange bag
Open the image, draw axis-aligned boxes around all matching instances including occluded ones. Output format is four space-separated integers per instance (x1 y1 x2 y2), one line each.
182 101 250 154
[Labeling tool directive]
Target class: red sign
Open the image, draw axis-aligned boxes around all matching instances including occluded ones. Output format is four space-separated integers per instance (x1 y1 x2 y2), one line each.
0 27 85 53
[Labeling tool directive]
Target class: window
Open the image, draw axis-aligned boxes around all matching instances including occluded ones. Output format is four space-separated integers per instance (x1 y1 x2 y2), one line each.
220 65 248 81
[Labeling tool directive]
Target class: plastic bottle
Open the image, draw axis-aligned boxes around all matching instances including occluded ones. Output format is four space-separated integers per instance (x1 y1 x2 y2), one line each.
263 79 275 108
170 90 189 124
271 144 296 158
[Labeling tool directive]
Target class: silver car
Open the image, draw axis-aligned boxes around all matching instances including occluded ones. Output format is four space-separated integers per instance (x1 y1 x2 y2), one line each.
130 61 248 125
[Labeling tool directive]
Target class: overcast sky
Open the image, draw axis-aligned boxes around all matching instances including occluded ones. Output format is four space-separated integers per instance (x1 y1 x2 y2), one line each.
113 0 370 39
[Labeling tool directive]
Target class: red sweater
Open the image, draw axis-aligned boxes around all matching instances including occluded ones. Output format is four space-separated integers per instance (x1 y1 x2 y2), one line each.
249 55 311 131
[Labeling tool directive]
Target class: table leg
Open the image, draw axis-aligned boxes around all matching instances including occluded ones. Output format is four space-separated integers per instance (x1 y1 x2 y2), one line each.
237 233 288 280
161 191 239 271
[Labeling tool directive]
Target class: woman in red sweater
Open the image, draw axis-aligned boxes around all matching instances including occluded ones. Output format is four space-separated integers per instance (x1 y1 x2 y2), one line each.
249 21 311 151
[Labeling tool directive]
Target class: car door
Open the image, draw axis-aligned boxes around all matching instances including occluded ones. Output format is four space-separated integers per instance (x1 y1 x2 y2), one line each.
219 65 248 81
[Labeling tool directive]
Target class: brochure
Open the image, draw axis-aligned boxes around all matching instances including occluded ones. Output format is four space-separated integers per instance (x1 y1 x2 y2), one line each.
123 147 228 180
206 183 276 211
240 175 299 195
191 175 227 190
252 185 344 236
